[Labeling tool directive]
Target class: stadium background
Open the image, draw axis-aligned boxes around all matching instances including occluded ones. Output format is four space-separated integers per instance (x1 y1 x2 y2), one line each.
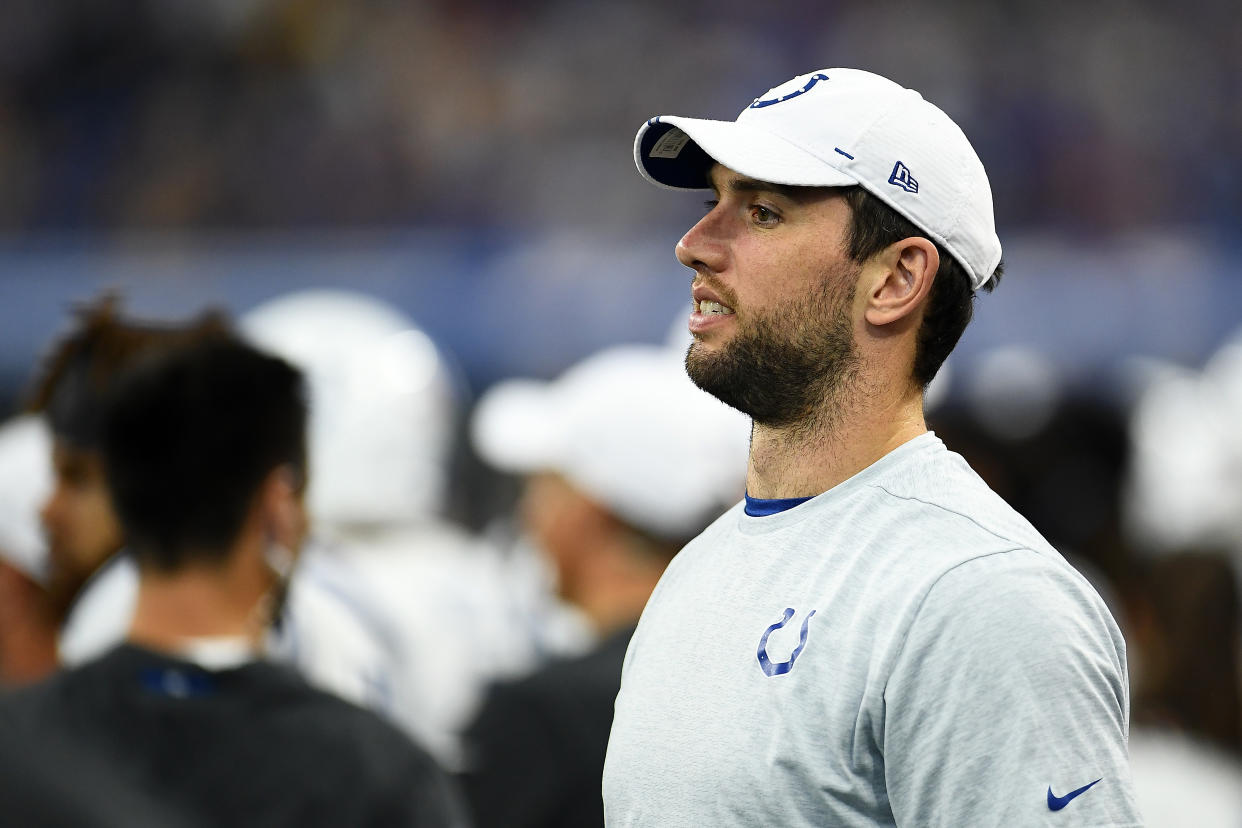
1 0 1239 406
3 1 1242 818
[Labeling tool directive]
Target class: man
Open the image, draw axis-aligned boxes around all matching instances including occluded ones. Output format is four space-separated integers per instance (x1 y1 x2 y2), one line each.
460 342 749 828
26 298 228 667
602 68 1142 825
0 336 467 827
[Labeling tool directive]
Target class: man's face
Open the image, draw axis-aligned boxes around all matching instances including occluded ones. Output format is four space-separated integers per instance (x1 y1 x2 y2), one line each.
678 165 862 426
40 439 124 610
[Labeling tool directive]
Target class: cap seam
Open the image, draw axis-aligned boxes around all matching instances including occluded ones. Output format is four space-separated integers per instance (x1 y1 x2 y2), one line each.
940 135 975 283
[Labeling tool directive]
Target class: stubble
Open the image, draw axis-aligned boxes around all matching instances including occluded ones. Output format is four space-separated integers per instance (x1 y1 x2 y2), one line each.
685 266 860 431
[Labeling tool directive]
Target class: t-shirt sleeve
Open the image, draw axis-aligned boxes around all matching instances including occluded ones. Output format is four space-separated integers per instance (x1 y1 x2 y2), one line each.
882 549 1144 826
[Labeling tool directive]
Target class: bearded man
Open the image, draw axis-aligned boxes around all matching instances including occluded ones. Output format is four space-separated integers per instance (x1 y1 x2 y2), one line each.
602 68 1142 827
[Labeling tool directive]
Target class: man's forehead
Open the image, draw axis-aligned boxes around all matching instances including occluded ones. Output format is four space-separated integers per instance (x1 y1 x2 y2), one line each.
707 164 841 203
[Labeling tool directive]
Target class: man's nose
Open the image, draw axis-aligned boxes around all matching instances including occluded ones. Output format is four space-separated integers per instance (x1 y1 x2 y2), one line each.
675 208 728 274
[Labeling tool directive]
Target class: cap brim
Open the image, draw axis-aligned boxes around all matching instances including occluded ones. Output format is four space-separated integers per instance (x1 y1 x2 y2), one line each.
635 116 858 191
470 378 564 474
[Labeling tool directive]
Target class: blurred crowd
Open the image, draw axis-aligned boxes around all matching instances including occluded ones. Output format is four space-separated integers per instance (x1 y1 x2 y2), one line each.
0 288 1240 825
2 0 1242 824
0 291 751 826
2 0 1240 236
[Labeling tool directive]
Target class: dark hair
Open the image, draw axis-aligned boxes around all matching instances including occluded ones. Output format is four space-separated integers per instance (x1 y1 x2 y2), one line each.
26 295 230 449
100 337 307 572
840 188 1003 387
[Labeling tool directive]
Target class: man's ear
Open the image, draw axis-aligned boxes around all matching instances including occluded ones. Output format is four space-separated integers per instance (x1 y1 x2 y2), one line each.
862 237 939 328
257 465 303 553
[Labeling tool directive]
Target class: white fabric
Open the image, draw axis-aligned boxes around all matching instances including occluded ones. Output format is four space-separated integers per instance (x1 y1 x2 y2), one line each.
604 433 1141 826
177 636 259 671
1128 727 1242 828
265 555 393 711
58 552 139 666
270 522 593 769
634 68 1001 290
1125 330 1242 556
0 416 53 582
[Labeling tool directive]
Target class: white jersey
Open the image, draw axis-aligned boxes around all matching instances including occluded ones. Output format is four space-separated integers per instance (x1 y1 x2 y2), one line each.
603 432 1142 826
272 521 593 769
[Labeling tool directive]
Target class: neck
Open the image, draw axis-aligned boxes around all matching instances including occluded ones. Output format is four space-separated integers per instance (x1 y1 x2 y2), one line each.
746 373 927 499
128 553 272 655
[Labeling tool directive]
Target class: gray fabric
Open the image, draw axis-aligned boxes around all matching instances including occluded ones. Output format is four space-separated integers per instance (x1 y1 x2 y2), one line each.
603 432 1143 826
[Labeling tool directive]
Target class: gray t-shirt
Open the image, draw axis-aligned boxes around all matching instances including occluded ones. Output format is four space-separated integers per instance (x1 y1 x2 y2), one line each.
603 433 1142 826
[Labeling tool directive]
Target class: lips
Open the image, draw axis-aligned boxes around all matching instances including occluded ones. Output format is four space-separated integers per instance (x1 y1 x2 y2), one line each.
691 282 736 315
689 281 737 334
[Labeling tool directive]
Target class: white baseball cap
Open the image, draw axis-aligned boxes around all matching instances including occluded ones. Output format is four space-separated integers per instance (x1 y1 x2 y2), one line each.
634 68 1002 290
471 344 750 542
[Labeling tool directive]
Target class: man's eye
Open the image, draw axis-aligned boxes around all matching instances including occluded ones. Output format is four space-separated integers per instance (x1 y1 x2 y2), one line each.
752 205 778 224
702 199 719 212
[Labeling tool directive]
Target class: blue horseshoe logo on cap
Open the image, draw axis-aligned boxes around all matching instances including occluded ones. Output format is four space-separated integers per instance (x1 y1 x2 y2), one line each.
750 73 830 109
757 608 817 676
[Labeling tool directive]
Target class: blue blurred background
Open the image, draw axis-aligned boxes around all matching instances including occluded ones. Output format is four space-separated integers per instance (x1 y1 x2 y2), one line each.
2 0 1240 413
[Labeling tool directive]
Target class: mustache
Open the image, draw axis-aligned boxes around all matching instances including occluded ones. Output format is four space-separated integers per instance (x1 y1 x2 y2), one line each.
692 275 740 311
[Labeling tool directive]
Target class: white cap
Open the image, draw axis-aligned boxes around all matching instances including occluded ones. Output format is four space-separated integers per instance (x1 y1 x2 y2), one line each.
1125 332 1242 556
0 415 53 583
241 290 461 527
471 344 750 542
634 68 1001 290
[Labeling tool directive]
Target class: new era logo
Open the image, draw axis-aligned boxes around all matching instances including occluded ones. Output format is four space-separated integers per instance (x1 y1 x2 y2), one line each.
888 161 918 193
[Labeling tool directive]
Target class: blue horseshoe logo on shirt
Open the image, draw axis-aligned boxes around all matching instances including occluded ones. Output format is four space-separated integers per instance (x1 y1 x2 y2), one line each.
749 73 830 109
757 608 817 676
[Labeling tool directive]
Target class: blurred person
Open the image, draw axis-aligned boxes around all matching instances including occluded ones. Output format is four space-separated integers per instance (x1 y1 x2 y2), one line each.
242 289 577 769
1125 329 1242 556
603 68 1140 825
0 336 467 827
1124 551 1242 827
459 343 749 828
0 736 197 828
927 395 1135 595
1121 335 1242 826
24 297 229 670
0 415 58 684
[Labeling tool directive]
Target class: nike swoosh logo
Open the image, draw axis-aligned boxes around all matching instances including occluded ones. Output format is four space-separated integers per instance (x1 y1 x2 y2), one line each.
1047 778 1102 811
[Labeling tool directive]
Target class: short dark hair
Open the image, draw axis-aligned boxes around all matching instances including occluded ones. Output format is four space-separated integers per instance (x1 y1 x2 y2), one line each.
840 187 1003 387
100 337 307 572
26 295 230 449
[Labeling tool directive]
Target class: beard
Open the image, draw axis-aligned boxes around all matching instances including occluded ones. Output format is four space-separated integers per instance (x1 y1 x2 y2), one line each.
686 270 859 429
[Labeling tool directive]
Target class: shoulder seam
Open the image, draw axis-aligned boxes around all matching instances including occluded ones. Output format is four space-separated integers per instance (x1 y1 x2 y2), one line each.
867 481 1037 551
